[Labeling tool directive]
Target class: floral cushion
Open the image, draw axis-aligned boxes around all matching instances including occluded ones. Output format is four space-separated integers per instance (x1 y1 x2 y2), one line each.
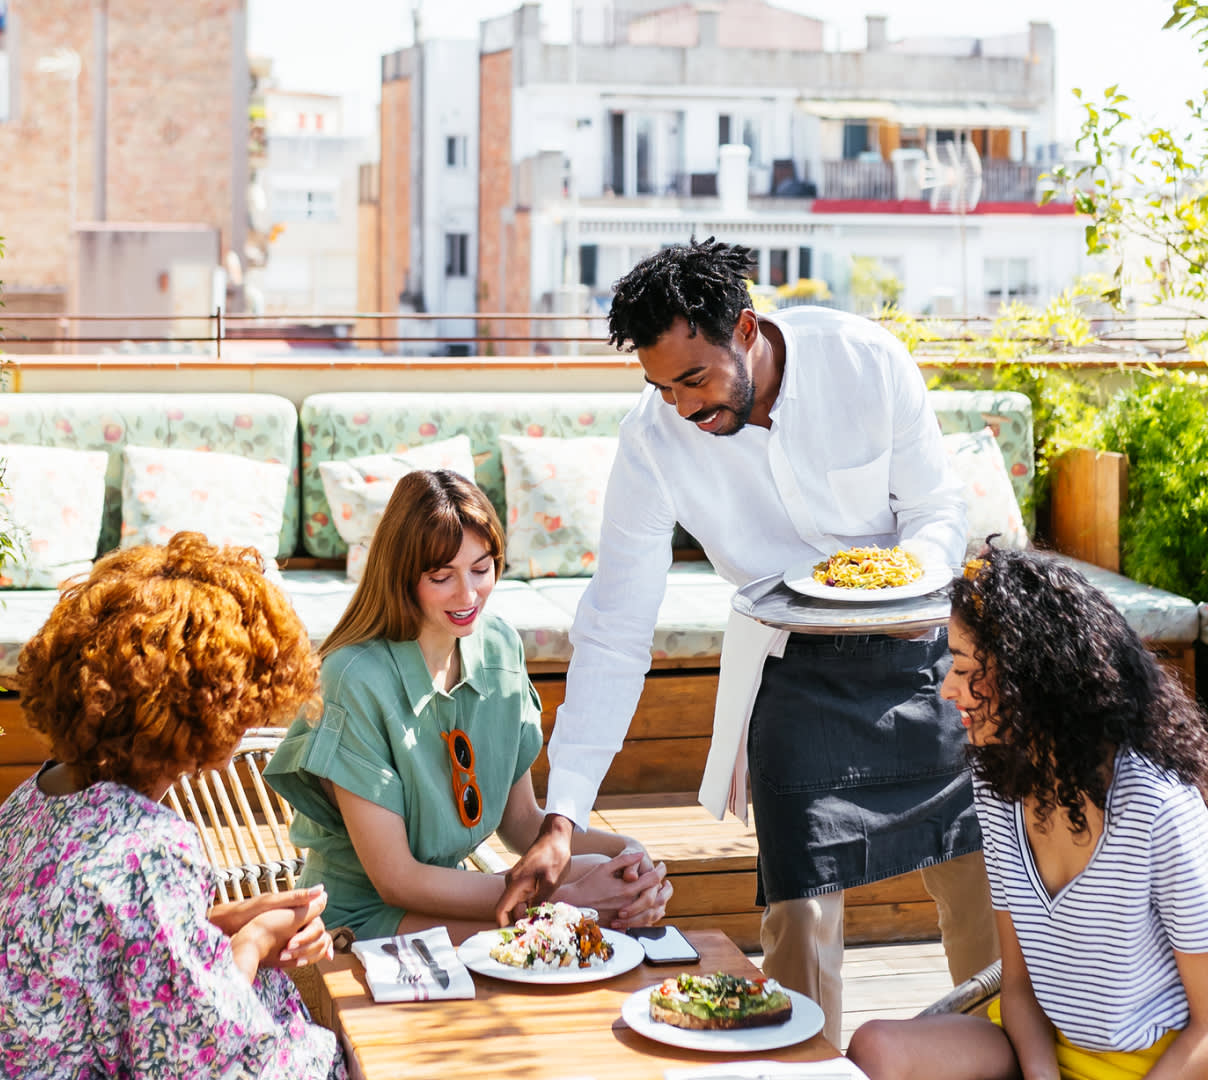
931 389 1034 526
0 444 109 588
943 427 1029 555
498 435 617 579
298 391 640 558
120 445 290 565
0 393 301 559
317 436 476 582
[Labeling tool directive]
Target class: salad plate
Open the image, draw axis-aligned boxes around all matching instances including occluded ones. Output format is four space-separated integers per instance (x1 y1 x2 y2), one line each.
457 926 643 985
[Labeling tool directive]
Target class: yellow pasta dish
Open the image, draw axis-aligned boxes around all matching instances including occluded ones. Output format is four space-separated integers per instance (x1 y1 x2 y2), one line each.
812 545 923 590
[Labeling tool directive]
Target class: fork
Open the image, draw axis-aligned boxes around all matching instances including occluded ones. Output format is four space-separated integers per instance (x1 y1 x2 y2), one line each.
381 938 422 983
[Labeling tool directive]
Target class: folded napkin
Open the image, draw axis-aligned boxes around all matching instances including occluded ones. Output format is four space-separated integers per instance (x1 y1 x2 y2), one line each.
350 926 476 1002
664 1059 869 1080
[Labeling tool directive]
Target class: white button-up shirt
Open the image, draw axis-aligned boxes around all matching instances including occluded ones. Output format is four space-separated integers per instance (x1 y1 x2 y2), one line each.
545 305 967 827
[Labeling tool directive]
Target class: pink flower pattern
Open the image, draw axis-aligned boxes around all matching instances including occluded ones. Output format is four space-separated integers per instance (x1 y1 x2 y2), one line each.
0 775 345 1079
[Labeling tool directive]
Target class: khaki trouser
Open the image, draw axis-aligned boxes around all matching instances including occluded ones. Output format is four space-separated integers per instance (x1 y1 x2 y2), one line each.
759 850 1000 1048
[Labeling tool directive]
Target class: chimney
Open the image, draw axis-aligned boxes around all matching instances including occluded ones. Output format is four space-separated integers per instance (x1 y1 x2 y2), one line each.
698 3 722 49
866 15 888 51
718 143 751 215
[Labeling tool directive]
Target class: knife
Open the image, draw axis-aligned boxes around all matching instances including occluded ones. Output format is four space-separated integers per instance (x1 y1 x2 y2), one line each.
411 937 450 989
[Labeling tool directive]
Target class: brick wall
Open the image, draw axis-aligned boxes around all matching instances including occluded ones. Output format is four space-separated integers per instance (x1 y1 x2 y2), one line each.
0 0 242 295
355 164 381 351
478 48 510 353
379 75 412 348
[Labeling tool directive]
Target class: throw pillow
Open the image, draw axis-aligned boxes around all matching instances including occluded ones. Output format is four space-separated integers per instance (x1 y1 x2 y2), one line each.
317 435 476 582
943 427 1029 556
498 435 617 579
120 445 290 568
0 443 109 588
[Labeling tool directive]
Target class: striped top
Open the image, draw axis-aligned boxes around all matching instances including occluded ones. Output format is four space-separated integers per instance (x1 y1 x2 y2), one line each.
977 748 1208 1052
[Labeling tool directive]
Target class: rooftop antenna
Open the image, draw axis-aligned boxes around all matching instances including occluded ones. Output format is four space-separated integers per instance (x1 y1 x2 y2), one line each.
919 137 982 316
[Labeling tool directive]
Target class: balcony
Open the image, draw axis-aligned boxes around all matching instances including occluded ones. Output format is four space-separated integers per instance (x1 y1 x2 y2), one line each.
815 159 1048 204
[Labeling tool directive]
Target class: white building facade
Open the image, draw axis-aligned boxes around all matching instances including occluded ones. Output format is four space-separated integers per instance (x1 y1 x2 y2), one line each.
372 1 1092 353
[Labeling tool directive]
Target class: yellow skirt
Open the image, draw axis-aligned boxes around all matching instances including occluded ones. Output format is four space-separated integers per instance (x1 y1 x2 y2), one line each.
988 999 1178 1079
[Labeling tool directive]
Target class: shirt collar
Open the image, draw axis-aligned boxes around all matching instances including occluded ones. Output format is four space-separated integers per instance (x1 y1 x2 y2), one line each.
762 312 795 423
386 631 488 717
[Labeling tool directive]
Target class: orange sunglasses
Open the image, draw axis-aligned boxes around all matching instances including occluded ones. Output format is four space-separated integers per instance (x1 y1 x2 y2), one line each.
441 728 483 828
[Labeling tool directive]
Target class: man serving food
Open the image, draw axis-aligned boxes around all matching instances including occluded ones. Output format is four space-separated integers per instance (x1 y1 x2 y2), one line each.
497 238 999 1044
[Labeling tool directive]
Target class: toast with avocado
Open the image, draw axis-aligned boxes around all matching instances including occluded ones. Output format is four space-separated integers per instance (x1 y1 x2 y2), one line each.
649 972 792 1030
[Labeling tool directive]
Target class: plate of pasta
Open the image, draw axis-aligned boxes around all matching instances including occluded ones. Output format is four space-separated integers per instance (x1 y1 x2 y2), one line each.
783 545 952 602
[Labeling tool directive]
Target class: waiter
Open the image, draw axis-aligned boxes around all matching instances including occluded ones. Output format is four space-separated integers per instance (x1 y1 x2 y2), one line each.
497 238 998 1044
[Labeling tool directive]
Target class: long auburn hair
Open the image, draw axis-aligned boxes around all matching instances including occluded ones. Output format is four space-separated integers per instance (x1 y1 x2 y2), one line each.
320 469 505 658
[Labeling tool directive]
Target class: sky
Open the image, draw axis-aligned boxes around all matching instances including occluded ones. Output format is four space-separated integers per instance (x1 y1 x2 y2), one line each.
247 0 1207 144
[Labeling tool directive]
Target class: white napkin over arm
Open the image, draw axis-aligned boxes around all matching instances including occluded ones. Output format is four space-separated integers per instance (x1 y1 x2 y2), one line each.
698 609 789 824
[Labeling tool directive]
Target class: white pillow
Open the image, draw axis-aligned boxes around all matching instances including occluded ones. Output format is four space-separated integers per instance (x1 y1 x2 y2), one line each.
943 427 1029 556
317 435 476 582
0 444 109 588
120 445 290 568
498 435 618 579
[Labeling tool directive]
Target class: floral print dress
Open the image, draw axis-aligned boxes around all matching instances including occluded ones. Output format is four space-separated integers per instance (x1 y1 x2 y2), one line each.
0 769 347 1079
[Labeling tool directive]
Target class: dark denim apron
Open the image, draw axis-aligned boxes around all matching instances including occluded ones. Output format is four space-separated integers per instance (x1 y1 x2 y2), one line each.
747 630 981 902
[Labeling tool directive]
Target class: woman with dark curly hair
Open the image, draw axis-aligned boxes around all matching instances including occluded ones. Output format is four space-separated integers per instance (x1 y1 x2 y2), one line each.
0 533 347 1079
848 546 1208 1080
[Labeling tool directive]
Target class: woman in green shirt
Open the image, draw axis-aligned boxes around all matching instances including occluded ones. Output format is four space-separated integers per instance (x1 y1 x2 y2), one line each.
266 469 671 942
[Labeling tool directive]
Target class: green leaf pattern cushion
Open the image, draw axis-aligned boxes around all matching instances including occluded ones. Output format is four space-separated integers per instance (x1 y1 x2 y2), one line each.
498 435 618 579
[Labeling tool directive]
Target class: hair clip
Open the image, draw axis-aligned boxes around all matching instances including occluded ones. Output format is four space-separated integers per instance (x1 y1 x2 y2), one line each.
963 558 987 580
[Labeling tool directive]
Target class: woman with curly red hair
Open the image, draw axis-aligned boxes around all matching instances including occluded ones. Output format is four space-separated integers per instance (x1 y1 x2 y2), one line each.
0 533 346 1079
848 547 1208 1080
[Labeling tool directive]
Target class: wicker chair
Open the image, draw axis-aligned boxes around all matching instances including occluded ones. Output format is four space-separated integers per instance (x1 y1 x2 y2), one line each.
166 726 507 902
165 727 302 902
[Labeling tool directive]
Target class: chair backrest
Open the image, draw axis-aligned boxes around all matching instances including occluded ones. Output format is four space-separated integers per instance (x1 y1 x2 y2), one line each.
165 727 302 902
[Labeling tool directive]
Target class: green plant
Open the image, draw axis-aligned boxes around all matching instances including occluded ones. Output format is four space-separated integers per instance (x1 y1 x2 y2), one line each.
878 281 1113 509
1091 369 1208 599
850 257 903 312
1045 1 1208 342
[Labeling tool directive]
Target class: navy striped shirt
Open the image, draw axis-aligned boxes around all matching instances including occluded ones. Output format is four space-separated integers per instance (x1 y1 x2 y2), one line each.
977 749 1208 1052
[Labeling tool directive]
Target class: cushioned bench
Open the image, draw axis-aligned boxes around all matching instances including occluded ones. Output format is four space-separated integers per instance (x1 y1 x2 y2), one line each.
0 388 1200 951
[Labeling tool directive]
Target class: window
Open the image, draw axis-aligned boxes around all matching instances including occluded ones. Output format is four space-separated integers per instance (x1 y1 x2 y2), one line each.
269 184 338 223
798 246 812 280
445 233 469 277
315 113 324 132
741 117 761 166
579 244 598 288
984 257 1034 304
446 135 468 168
746 248 763 285
635 116 653 195
718 114 731 146
842 122 870 160
769 249 789 287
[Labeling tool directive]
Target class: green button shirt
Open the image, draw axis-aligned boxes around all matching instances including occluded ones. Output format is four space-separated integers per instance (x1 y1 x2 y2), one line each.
264 612 543 939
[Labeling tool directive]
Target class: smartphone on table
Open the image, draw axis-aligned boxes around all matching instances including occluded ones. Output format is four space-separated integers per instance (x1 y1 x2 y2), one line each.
627 925 701 965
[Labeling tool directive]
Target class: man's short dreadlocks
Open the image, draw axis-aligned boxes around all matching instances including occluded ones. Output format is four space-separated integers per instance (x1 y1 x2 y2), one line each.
607 237 756 352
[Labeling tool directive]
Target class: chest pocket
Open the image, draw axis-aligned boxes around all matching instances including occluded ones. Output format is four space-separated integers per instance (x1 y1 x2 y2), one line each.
826 448 895 533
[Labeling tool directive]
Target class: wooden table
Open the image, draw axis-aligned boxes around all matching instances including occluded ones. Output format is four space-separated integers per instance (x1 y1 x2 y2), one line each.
315 929 841 1080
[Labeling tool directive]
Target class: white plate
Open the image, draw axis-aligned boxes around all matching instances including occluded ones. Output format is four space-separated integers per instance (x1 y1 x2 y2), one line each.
782 561 952 603
621 984 825 1052
457 926 643 985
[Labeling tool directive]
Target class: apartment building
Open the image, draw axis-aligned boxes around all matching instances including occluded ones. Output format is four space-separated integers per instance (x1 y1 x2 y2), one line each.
362 0 1090 353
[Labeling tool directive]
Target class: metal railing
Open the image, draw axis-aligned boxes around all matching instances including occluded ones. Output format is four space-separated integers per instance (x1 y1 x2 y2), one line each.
3 309 1208 364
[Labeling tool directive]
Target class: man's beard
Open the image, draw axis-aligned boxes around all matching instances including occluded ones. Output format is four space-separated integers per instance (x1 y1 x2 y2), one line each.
689 344 756 436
